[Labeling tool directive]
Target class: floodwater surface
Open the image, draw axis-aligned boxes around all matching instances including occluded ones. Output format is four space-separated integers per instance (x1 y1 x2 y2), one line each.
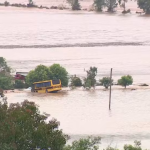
1 7 150 149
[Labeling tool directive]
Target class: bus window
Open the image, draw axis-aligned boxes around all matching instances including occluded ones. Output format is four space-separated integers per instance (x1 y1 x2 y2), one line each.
52 79 60 85
36 83 43 88
43 82 51 87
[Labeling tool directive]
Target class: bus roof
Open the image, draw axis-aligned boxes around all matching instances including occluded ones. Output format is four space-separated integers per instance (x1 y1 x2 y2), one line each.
33 79 60 84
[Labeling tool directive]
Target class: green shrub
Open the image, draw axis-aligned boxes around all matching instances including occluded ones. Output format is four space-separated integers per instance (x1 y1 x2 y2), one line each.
118 75 133 88
63 136 101 150
70 75 82 87
67 0 81 10
83 67 97 89
100 77 113 89
14 80 26 89
0 76 13 90
137 0 150 14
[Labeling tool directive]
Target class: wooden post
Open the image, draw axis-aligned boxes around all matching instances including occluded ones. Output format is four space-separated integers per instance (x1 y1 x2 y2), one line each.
109 68 112 110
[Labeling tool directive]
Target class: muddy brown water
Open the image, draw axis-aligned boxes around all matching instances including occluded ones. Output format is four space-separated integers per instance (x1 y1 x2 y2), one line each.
1 7 150 148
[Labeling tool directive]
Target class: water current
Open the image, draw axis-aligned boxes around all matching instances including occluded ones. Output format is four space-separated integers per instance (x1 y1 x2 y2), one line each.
1 6 150 149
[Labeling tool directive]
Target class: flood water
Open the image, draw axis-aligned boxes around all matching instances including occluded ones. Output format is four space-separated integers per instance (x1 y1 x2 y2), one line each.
1 6 150 149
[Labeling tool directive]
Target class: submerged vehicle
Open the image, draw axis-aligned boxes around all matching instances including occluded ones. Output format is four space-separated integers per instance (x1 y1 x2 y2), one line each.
31 79 62 93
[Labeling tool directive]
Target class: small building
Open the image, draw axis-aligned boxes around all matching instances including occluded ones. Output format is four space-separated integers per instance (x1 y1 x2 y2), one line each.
15 72 28 80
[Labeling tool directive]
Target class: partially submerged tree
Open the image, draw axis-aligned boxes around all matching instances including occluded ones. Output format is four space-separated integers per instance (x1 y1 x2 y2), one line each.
118 75 133 88
100 77 113 89
83 67 97 89
26 64 68 87
14 80 26 89
50 64 68 87
0 57 13 90
25 65 53 86
70 75 82 87
105 0 118 12
4 1 9 6
67 0 81 10
0 57 11 76
94 0 105 11
119 0 130 14
0 99 68 150
137 0 150 14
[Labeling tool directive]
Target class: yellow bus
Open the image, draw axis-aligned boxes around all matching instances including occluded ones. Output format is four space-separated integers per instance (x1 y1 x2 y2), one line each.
31 79 62 93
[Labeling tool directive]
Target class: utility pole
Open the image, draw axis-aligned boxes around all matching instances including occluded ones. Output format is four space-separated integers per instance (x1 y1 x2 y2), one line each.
109 68 112 110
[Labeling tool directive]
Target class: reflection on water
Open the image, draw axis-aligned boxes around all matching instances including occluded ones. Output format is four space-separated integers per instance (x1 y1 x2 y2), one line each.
6 89 150 148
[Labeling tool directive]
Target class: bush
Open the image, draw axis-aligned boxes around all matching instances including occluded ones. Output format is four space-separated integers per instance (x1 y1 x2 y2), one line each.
83 67 97 89
63 137 101 150
118 75 133 88
105 0 118 12
25 65 53 86
100 77 113 89
0 99 68 150
137 0 150 14
0 57 11 75
70 75 82 87
94 0 105 11
124 141 142 150
67 0 81 10
4 1 9 6
0 76 13 90
14 80 26 89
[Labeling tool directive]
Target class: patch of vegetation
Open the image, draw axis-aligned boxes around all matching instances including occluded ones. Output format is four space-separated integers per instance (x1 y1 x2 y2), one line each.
100 77 113 89
83 67 97 89
70 75 82 87
14 80 26 89
67 0 81 10
26 64 68 87
118 75 133 88
137 0 150 14
0 99 68 150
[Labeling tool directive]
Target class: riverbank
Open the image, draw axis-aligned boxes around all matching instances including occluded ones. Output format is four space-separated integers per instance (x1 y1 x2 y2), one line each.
0 0 142 14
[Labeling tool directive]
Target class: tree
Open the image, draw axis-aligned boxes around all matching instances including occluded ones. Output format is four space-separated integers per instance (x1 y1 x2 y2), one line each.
124 141 142 150
50 64 68 87
0 57 13 90
70 75 82 87
83 67 97 89
0 99 68 150
94 0 105 11
14 80 26 89
137 0 150 14
0 57 11 76
118 75 133 88
63 136 101 150
25 65 53 86
67 0 81 10
4 1 9 6
105 0 118 12
100 77 113 89
0 76 13 90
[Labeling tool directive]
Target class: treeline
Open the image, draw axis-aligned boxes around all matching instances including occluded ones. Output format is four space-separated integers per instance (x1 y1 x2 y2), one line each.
0 0 150 14
0 57 134 94
0 98 144 150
